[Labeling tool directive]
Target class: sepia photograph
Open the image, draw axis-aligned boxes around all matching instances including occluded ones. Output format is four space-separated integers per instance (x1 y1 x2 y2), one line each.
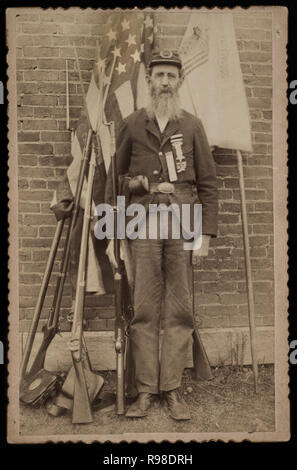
7 6 289 443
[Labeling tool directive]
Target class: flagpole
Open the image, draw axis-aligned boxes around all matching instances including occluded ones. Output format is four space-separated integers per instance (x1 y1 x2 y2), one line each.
237 149 258 392
103 47 118 109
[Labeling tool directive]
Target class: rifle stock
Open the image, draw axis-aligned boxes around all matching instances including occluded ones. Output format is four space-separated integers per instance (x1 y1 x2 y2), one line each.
70 130 96 424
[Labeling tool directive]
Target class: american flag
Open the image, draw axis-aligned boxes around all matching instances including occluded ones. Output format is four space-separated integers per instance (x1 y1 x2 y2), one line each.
51 11 156 294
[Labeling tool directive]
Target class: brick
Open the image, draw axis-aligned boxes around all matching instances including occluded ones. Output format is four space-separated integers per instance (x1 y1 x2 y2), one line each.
18 131 40 142
244 167 272 178
18 106 34 118
63 24 91 35
30 180 47 189
37 82 76 94
249 235 269 247
36 58 74 70
22 23 62 35
95 308 115 319
220 202 240 213
19 250 32 262
22 238 53 248
19 201 40 213
33 36 53 47
255 202 273 212
235 28 267 40
17 35 34 46
252 87 272 98
251 64 272 75
19 273 43 284
106 319 115 330
19 167 55 178
219 224 245 236
248 97 272 109
233 16 271 30
75 12 107 24
251 121 272 132
23 47 60 58
16 58 38 70
39 12 75 23
22 119 57 130
18 178 29 189
18 143 53 155
203 282 236 293
239 51 271 63
261 41 272 52
244 75 272 86
253 224 273 234
19 190 53 202
34 107 66 118
250 247 267 258
19 225 38 237
253 269 274 281
254 132 272 143
54 143 72 155
40 131 70 142
219 271 246 281
23 95 57 106
263 111 272 120
248 212 273 224
39 155 71 167
195 271 219 282
203 305 238 316
17 83 39 95
218 214 239 224
88 319 108 330
39 226 58 237
237 39 260 51
18 155 38 166
24 71 60 82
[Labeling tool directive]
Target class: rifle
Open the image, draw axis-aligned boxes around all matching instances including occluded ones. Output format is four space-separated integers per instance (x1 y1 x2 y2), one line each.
108 121 128 415
68 132 103 424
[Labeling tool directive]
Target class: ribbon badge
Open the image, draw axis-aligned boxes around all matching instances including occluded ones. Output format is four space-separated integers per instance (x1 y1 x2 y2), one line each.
170 134 187 173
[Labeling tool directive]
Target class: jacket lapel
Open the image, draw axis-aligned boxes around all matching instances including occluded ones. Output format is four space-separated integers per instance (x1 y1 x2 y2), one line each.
145 118 161 142
161 120 180 149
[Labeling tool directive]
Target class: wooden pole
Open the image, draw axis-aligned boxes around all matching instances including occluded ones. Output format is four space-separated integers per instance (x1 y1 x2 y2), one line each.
236 149 258 392
66 59 70 130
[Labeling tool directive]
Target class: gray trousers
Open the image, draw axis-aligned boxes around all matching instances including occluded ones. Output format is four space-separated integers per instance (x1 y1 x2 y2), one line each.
130 231 194 394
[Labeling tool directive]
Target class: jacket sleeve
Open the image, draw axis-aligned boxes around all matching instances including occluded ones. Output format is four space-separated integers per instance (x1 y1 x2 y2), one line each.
193 118 218 237
104 119 132 205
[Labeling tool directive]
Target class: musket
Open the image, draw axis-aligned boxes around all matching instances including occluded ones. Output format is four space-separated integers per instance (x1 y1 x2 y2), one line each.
69 134 97 424
108 121 126 415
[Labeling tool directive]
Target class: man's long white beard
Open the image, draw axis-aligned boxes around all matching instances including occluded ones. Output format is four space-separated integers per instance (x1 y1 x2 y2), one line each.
146 88 183 121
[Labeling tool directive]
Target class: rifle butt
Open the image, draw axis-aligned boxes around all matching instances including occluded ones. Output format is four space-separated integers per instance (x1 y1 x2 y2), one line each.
72 359 93 424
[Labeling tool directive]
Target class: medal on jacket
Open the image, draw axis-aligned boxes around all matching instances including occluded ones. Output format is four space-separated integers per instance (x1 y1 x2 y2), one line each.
170 134 187 173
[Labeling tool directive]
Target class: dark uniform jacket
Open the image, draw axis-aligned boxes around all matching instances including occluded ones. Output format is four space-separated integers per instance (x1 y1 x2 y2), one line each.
105 108 218 237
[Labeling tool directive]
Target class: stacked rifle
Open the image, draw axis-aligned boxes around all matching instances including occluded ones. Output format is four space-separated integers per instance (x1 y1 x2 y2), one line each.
19 49 134 423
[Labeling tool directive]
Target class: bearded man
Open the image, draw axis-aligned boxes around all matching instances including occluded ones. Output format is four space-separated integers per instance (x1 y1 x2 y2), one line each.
105 50 218 420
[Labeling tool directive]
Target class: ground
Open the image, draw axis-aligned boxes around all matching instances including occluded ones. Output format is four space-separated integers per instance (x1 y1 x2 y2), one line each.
20 365 275 436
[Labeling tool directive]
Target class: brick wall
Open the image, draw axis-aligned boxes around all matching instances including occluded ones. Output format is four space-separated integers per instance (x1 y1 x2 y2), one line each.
16 8 273 335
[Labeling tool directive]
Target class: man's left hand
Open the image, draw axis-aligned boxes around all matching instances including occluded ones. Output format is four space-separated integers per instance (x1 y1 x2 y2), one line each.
192 235 211 265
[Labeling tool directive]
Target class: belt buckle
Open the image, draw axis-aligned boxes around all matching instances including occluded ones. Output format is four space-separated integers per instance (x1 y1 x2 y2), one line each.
157 182 175 194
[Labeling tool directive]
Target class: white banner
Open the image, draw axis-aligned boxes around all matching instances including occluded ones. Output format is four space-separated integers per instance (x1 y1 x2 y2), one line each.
179 12 252 152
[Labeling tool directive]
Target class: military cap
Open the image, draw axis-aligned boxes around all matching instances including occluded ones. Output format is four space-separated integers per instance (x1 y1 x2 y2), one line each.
149 49 183 69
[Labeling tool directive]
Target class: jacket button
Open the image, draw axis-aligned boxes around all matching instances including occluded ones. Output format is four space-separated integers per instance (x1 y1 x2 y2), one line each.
153 170 159 175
